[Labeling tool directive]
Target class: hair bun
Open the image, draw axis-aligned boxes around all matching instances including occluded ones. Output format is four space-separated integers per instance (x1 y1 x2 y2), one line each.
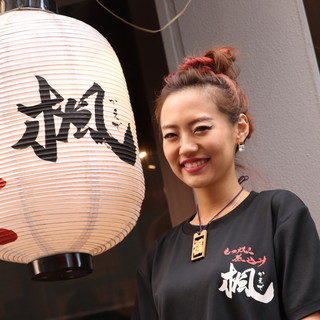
204 46 239 80
178 46 239 80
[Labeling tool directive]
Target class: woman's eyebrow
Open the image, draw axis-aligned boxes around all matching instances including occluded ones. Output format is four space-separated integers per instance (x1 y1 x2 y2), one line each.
161 124 178 130
188 117 214 126
161 117 214 130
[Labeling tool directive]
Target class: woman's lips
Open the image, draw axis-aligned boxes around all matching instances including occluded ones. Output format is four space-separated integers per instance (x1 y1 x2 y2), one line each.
181 158 209 172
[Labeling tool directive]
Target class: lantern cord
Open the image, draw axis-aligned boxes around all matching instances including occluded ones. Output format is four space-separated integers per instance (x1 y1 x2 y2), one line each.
95 0 192 33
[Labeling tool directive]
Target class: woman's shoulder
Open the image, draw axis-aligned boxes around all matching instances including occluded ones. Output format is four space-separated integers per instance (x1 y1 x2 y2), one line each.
152 219 187 248
255 189 306 208
137 220 187 277
253 189 311 227
256 188 301 199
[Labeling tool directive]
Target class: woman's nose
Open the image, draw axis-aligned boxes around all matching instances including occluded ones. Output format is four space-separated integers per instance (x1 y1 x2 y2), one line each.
179 136 198 156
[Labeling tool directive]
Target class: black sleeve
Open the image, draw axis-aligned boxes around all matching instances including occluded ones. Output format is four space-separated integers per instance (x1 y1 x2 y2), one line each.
131 269 159 320
272 191 320 320
131 244 159 320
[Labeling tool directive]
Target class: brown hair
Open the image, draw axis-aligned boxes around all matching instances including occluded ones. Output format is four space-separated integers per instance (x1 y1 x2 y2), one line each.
155 46 254 139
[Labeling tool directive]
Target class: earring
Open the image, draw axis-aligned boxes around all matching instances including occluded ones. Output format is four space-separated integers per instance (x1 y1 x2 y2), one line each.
238 143 245 152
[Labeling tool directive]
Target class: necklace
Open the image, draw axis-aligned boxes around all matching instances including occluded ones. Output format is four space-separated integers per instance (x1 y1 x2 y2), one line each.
191 186 244 261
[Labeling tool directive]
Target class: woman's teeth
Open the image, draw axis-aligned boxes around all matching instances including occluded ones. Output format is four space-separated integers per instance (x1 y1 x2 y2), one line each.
184 160 207 168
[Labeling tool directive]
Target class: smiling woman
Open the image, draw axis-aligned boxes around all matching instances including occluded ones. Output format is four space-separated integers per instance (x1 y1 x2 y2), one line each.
131 46 320 320
160 88 249 193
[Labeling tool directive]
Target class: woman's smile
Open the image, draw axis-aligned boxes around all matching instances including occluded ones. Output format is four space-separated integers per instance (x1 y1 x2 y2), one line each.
181 158 209 172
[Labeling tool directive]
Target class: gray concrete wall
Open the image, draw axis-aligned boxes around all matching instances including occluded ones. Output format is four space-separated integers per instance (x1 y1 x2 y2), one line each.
155 0 320 228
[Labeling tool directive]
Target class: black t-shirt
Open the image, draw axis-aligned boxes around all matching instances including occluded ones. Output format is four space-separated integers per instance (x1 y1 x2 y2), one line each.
132 190 320 320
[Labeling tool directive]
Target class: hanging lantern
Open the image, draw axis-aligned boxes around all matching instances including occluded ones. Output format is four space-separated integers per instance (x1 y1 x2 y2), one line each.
0 0 145 280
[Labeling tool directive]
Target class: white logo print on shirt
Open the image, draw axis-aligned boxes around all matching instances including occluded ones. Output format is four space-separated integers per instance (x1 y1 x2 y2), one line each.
219 263 274 303
219 246 274 303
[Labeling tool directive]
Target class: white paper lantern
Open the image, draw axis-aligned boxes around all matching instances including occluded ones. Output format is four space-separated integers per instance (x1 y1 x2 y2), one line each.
0 1 145 280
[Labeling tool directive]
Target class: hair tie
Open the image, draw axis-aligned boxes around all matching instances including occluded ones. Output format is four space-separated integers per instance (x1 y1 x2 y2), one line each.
180 56 215 72
238 175 249 184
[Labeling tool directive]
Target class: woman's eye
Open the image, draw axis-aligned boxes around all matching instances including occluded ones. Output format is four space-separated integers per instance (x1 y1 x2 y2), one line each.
194 125 212 133
163 132 177 140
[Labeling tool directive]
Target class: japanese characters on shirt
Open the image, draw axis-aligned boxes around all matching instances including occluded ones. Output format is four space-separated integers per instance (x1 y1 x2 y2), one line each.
219 246 274 304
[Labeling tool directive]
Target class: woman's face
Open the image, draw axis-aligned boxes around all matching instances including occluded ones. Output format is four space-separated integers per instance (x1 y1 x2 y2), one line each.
160 87 244 190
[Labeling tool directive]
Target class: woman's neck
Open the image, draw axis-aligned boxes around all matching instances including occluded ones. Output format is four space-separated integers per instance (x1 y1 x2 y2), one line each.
191 180 249 225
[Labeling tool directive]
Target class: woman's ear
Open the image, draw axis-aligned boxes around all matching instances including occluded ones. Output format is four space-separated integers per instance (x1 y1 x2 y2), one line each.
236 113 250 144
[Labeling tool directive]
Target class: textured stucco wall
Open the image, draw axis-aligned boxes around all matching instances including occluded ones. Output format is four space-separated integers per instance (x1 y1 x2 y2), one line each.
155 0 320 229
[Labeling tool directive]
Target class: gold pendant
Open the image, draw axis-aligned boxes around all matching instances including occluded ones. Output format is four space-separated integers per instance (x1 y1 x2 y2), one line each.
191 229 207 261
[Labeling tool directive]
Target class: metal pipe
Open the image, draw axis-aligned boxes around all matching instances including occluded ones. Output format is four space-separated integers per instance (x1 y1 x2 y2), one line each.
0 0 57 13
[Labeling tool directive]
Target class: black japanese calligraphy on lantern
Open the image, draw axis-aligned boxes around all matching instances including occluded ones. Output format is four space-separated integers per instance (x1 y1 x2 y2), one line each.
12 76 137 165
